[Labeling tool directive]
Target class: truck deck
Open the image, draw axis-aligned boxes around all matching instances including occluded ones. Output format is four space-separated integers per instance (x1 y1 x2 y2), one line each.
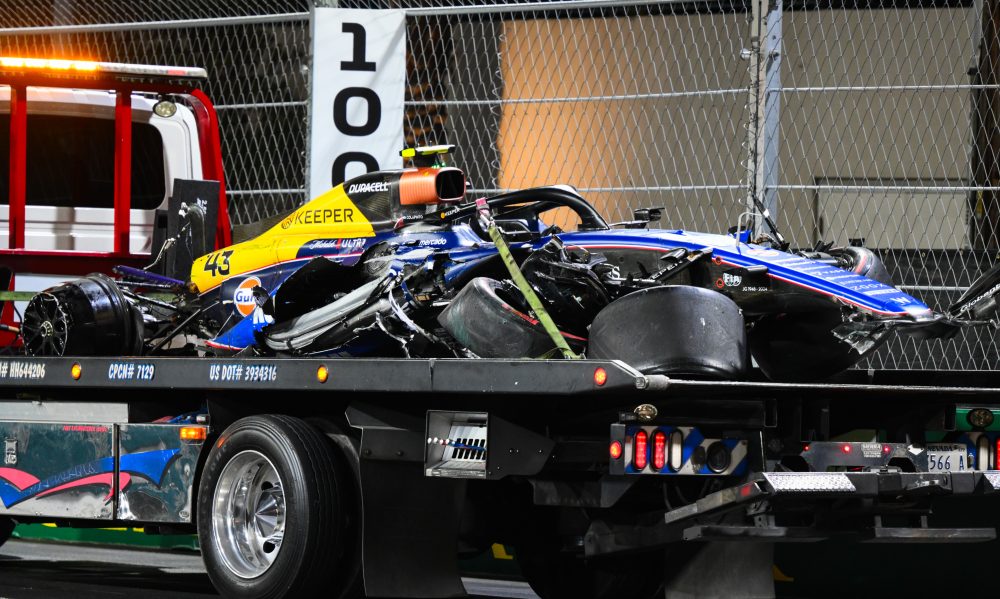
2 354 999 399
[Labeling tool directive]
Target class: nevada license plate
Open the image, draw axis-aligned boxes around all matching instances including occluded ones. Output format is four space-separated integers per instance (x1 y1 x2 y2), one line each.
926 444 968 472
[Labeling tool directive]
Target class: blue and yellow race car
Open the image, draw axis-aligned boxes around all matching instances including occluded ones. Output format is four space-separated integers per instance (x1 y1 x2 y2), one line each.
18 146 1000 381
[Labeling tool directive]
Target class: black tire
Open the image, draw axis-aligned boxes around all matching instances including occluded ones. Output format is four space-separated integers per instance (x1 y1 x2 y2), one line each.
588 286 748 378
833 246 893 286
438 277 586 358
21 273 143 357
198 415 349 599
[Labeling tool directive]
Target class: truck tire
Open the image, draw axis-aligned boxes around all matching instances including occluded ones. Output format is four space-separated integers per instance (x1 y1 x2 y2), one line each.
588 286 748 379
198 415 348 599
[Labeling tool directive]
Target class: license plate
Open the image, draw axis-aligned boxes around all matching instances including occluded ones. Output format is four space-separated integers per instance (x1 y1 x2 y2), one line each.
927 444 968 472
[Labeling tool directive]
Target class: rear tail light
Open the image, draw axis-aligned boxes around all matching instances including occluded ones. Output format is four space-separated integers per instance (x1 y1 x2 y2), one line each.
633 430 648 471
995 438 1000 470
977 436 990 470
669 430 683 471
652 431 667 471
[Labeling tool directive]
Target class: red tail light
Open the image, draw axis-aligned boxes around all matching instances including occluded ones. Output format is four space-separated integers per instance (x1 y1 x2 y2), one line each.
994 438 1000 470
652 431 667 471
634 430 648 471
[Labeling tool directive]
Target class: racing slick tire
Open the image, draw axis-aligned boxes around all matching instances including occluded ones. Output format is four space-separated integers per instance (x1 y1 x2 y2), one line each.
588 285 748 379
438 277 586 358
198 415 350 599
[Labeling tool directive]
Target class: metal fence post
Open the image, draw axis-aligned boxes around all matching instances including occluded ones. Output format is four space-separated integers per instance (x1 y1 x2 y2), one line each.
745 0 783 234
761 1 783 229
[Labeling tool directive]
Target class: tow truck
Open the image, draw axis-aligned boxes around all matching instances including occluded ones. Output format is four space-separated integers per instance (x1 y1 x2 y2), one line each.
3 59 1000 599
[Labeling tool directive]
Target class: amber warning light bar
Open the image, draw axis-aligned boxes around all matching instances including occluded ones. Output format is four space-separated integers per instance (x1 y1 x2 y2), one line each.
0 57 207 84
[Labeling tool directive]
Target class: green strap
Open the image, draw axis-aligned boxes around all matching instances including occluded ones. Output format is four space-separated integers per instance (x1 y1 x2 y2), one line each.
486 221 581 360
0 290 176 302
0 291 36 301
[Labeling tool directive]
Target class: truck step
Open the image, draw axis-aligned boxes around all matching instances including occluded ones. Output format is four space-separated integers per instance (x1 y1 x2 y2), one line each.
683 525 832 542
664 471 992 529
861 526 996 543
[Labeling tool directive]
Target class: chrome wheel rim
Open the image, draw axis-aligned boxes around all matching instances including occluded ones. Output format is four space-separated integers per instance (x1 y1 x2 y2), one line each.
212 450 286 579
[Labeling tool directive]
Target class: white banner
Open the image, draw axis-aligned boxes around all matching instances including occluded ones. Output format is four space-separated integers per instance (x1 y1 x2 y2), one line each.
308 8 405 199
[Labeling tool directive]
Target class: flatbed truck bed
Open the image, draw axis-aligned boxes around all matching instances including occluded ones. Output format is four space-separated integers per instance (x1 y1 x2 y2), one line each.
1 354 1000 598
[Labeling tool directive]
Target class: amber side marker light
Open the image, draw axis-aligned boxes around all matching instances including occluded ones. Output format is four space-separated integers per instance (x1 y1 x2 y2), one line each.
317 365 329 383
594 367 608 386
180 427 207 441
609 441 623 460
70 363 82 380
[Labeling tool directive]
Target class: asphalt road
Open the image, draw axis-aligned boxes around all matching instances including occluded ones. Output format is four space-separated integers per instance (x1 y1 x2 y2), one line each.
0 540 539 599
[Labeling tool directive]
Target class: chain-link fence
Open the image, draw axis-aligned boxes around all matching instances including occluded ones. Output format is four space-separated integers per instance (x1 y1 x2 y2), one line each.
386 0 755 233
4 0 1000 370
0 0 312 224
762 0 1000 369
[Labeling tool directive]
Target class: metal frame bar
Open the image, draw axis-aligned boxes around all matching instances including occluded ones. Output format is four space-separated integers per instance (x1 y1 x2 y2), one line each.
7 84 26 250
404 0 701 16
190 89 232 248
0 13 309 36
403 88 746 106
113 89 132 254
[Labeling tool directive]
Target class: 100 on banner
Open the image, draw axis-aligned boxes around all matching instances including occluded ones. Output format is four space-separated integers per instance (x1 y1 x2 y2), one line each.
309 9 405 199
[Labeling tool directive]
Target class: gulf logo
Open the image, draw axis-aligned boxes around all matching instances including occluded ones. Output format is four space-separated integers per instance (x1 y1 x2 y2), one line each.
234 277 262 317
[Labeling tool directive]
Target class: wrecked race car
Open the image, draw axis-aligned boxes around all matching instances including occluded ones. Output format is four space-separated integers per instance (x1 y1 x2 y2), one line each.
13 145 1000 381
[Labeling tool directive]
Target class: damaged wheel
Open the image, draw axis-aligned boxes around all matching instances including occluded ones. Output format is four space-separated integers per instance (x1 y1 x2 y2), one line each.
20 273 142 356
438 277 585 358
588 286 747 378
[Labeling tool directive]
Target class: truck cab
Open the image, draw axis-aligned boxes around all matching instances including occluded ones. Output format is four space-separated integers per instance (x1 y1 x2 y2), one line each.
0 58 231 343
0 87 204 254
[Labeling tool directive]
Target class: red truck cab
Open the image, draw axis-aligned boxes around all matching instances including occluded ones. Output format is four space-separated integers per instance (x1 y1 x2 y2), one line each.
0 57 232 344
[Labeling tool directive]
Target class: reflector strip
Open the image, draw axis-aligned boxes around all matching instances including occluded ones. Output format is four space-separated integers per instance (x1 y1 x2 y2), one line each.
669 430 683 471
763 472 856 493
978 436 990 471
